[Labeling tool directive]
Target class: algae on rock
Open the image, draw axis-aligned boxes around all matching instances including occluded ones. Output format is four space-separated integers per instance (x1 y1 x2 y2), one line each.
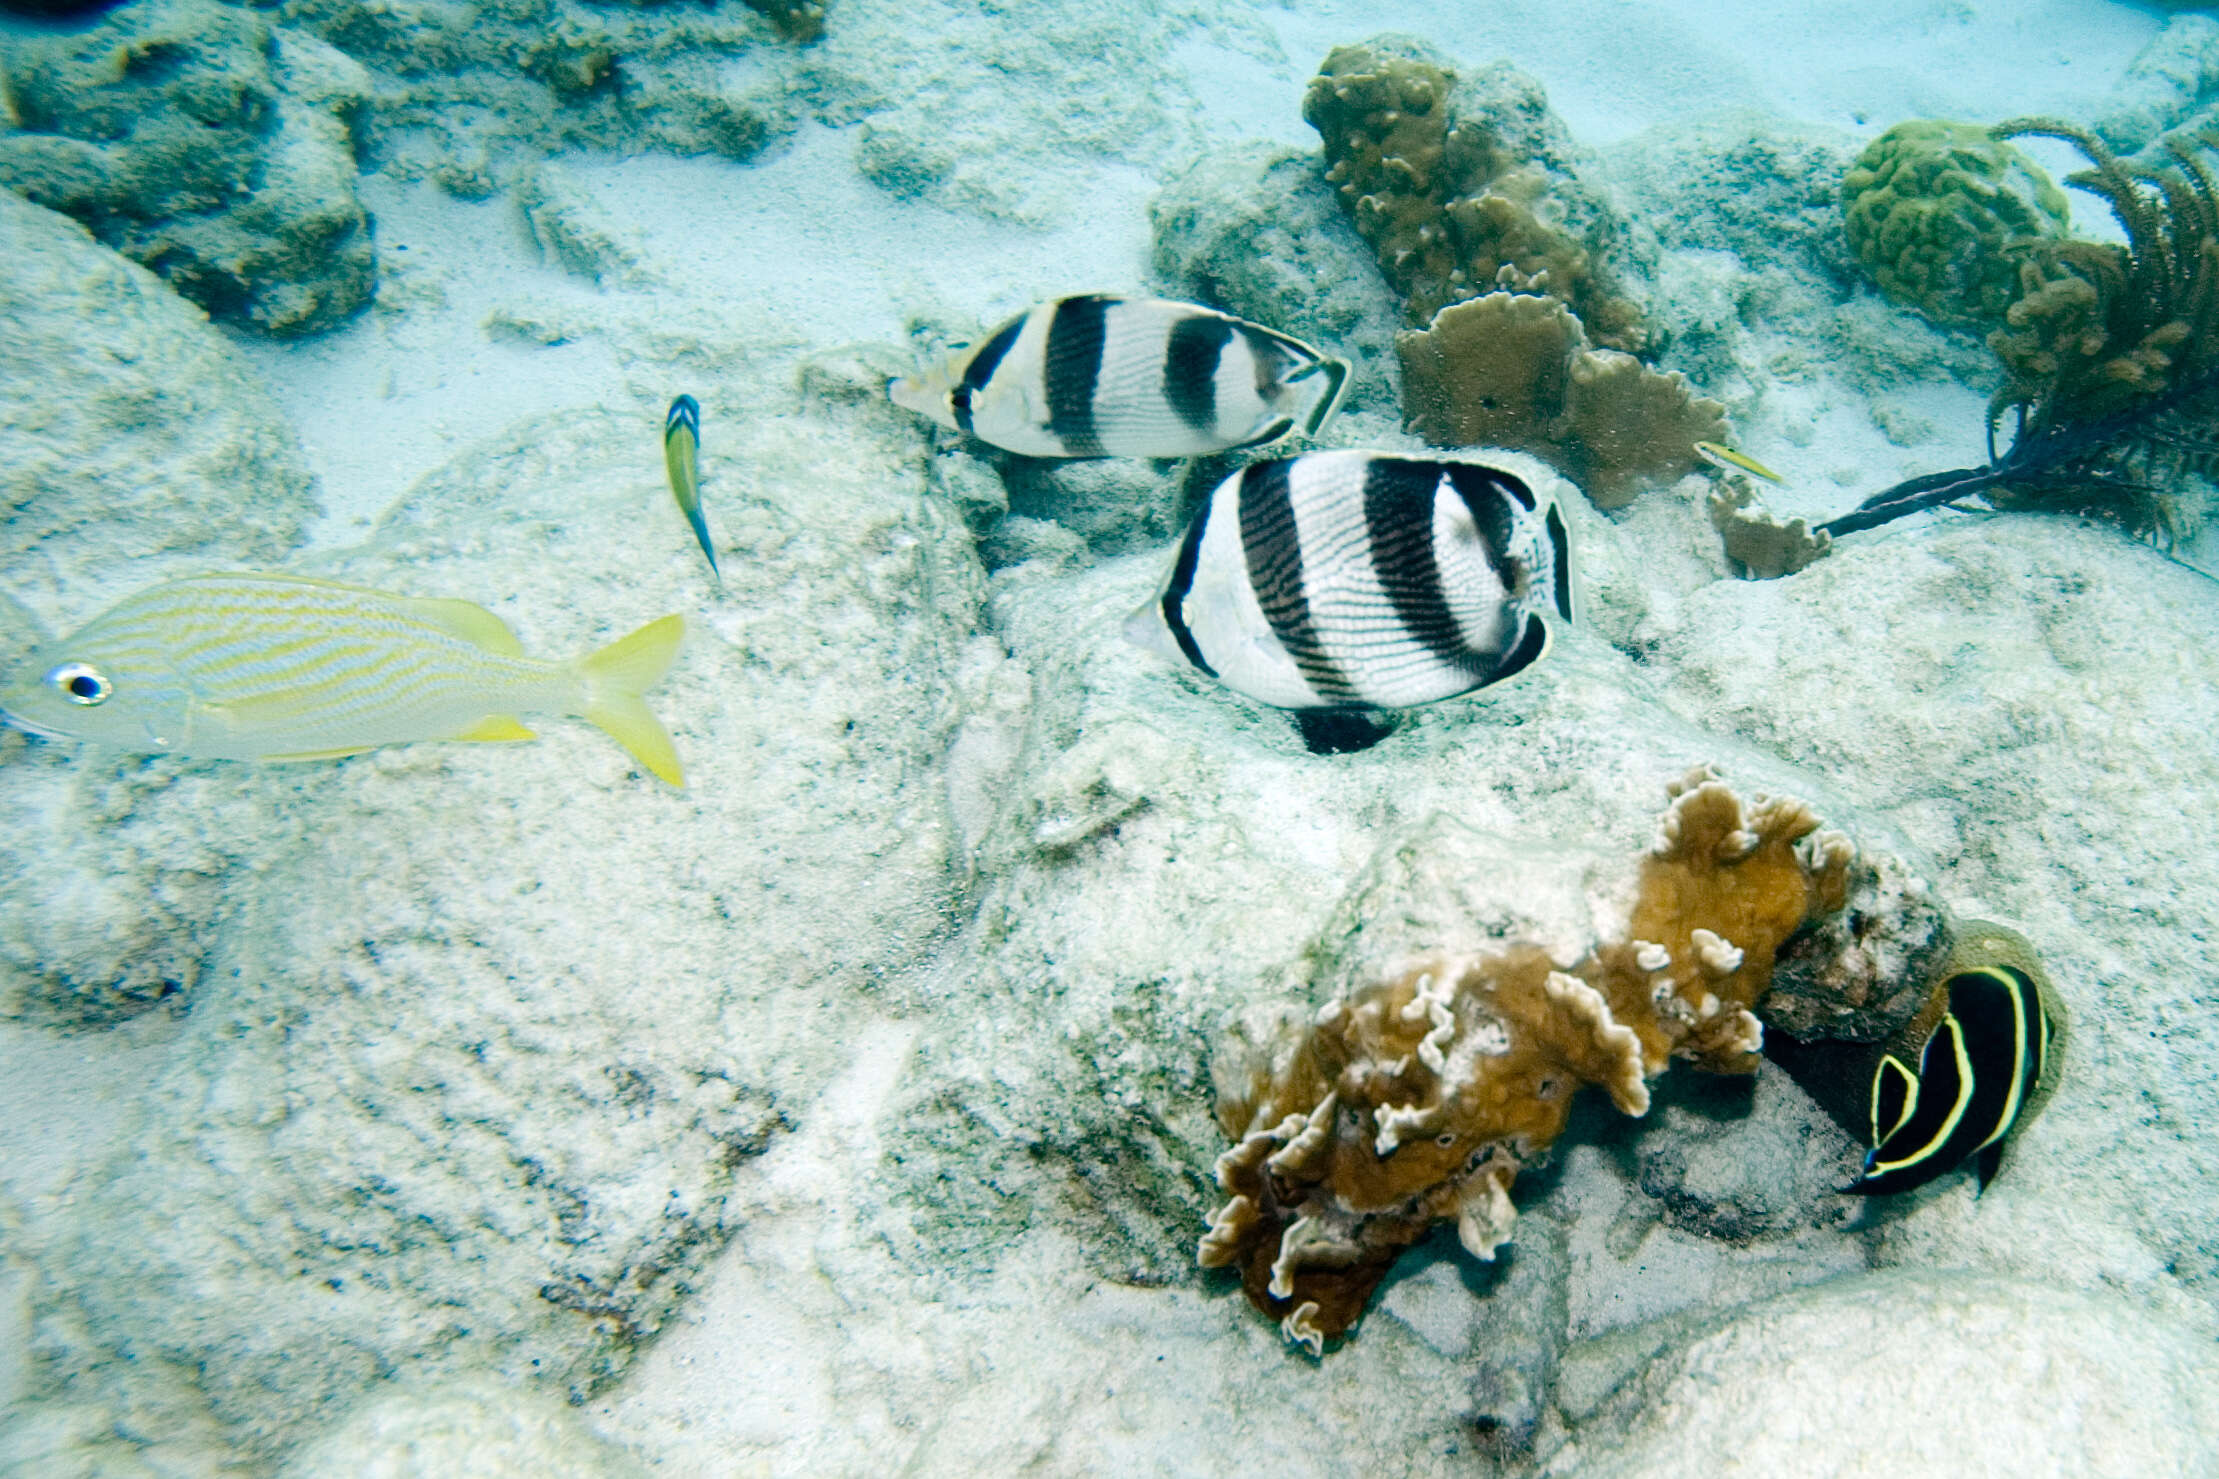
0 0 377 335
0 189 317 632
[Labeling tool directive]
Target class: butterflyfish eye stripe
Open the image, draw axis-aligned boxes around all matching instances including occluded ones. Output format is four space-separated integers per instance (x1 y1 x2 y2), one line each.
1365 462 1492 684
1544 506 1573 622
1160 498 1217 679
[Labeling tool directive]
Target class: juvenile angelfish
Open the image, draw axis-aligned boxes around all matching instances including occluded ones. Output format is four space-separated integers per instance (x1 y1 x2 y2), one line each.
1125 450 1576 712
889 295 1350 458
1851 922 2065 1196
663 394 719 580
0 573 687 786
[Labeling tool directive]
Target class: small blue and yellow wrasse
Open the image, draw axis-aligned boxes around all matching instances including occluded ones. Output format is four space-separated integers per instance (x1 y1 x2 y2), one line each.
1694 441 1785 485
663 394 719 580
0 573 686 786
1849 922 2065 1196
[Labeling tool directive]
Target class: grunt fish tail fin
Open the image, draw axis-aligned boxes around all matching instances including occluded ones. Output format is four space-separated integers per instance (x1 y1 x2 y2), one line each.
575 614 686 788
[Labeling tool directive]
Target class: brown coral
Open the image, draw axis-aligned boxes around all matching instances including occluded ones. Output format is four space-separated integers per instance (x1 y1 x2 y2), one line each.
1302 40 1643 346
1397 292 1728 508
1707 480 1833 579
1200 769 1855 1355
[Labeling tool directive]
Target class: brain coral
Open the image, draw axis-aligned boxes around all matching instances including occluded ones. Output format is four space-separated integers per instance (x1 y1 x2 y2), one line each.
1200 769 1859 1355
1842 120 2072 327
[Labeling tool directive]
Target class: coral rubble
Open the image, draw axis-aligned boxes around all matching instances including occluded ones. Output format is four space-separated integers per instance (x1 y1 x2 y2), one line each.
1201 770 1859 1355
1841 120 2072 328
1397 292 1728 507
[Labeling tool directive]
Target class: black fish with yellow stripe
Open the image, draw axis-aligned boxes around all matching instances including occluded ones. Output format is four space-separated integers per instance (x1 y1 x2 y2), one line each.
1850 922 2066 1196
888 295 1349 458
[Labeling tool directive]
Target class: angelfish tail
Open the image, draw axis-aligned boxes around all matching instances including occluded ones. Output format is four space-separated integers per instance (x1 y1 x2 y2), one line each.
575 614 685 787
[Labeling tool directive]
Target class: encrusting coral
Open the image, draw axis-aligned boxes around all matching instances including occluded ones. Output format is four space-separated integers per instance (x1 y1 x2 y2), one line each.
1824 118 2219 547
1397 292 1729 507
1841 120 2073 328
1200 769 1856 1355
1301 38 1644 348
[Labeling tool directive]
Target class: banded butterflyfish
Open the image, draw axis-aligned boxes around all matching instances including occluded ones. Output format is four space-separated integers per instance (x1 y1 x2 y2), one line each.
889 295 1350 458
1851 923 2066 1196
1124 451 1577 734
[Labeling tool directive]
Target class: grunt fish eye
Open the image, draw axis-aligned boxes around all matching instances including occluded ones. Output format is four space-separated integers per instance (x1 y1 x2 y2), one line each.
48 661 111 706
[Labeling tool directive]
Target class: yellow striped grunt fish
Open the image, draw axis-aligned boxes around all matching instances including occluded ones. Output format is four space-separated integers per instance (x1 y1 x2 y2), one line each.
664 394 719 580
0 573 686 786
1848 922 2065 1196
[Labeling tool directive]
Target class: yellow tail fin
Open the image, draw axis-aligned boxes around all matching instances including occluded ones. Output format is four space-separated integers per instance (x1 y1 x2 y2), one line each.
576 614 685 787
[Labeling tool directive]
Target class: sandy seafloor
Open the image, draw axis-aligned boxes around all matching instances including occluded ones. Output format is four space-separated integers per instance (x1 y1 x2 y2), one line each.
5 0 2219 1474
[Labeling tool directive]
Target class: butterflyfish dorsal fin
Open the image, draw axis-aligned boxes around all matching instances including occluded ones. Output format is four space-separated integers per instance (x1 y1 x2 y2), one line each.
397 596 527 656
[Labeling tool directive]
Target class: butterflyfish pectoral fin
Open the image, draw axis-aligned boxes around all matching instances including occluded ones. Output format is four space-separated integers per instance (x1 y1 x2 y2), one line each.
454 715 537 743
576 614 686 788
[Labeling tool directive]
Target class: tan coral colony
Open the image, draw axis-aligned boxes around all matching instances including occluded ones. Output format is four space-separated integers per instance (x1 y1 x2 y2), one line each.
1200 769 1854 1355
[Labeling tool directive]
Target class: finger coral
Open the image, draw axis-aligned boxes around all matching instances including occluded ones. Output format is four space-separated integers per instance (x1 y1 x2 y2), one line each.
1200 769 1855 1356
1302 38 1644 348
1841 120 2072 328
1397 292 1728 507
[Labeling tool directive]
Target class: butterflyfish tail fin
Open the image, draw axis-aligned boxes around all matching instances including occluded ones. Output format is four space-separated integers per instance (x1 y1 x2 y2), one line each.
576 614 686 787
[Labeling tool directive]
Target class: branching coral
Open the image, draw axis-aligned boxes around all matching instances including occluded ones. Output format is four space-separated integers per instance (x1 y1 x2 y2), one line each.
1824 118 2219 547
1842 120 2072 327
1302 39 1643 348
1397 292 1728 507
1200 769 1856 1355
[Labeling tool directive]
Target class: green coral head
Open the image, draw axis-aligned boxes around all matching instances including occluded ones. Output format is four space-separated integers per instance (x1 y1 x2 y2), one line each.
1843 119 2074 327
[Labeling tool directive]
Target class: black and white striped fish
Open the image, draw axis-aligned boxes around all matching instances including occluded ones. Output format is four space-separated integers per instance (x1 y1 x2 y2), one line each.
1850 923 2066 1196
889 295 1349 458
1125 450 1575 714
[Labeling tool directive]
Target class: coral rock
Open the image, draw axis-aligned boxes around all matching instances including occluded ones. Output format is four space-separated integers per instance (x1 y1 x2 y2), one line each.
1303 37 1642 347
1202 769 1862 1353
0 0 378 335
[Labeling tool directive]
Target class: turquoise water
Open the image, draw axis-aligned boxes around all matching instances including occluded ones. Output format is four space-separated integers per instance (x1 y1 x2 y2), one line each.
2 1 2216 1474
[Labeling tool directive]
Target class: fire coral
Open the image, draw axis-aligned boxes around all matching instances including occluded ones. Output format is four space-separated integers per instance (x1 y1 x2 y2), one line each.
1198 770 1855 1355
